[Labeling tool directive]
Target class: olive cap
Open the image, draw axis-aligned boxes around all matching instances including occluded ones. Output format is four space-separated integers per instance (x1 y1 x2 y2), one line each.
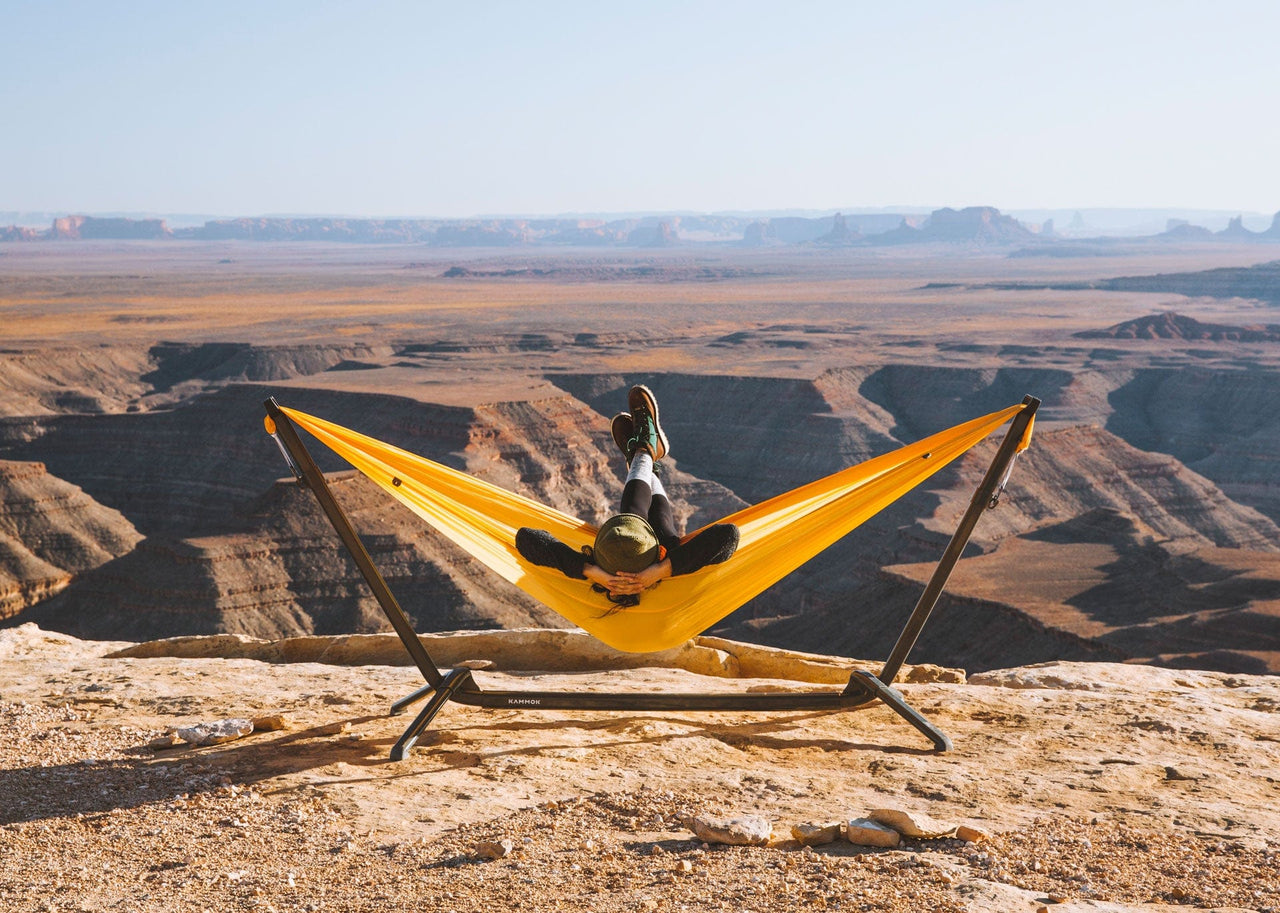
592 513 660 574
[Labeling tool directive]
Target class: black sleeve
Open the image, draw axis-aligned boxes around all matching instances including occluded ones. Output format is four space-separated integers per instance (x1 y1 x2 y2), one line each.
515 527 589 580
667 524 739 577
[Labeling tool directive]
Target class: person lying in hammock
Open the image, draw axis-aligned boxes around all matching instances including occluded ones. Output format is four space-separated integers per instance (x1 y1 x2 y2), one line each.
516 385 740 607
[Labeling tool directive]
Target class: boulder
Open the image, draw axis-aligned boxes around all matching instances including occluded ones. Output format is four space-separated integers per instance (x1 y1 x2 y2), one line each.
791 821 842 846
868 808 957 839
844 818 900 848
689 815 772 846
175 718 254 746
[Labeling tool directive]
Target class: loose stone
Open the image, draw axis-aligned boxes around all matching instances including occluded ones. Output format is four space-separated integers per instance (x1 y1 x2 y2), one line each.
844 818 901 848
475 839 514 860
148 731 183 750
956 825 992 843
175 719 253 746
689 815 772 847
791 821 842 846
251 714 291 732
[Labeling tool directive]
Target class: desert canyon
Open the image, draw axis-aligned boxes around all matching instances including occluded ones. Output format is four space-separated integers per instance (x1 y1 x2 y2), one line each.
2 208 1280 911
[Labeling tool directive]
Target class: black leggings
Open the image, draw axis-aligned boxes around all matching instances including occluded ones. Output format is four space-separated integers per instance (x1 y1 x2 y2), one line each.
620 479 680 547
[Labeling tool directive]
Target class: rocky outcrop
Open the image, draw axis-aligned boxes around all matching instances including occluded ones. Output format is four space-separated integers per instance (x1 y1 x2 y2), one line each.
1074 311 1280 341
738 422 1280 670
105 626 946 683
873 207 1036 245
1096 259 1280 303
434 222 529 246
1218 214 1258 240
764 216 836 244
0 345 156 417
19 471 563 642
739 220 779 247
1105 367 1280 523
0 225 40 241
193 218 436 243
7 356 1280 675
50 215 170 240
885 518 1280 673
1158 221 1215 241
554 372 902 504
0 461 141 618
938 425 1280 552
6 390 720 641
813 212 862 245
626 221 677 247
142 342 394 393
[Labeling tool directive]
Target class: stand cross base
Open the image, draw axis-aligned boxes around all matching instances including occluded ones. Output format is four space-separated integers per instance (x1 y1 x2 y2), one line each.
385 665 952 762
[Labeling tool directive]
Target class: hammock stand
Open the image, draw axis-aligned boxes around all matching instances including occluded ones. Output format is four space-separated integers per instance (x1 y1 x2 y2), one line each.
263 395 1039 760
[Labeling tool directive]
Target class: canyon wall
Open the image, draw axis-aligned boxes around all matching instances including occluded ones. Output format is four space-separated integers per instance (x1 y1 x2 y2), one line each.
3 347 1280 673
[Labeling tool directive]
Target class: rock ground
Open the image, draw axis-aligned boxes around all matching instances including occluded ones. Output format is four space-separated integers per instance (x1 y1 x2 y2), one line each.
2 625 1278 911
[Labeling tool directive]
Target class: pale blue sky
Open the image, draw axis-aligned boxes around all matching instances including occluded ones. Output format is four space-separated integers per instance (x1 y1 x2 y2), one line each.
3 1 1278 217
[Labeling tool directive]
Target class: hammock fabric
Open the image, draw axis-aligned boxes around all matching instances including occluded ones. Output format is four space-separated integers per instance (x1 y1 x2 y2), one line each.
280 403 1034 654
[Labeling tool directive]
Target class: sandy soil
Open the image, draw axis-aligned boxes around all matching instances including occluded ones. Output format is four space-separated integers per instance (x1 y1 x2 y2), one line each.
2 624 1277 913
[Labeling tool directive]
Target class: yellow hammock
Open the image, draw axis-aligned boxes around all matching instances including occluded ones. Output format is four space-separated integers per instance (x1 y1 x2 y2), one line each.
279 403 1033 654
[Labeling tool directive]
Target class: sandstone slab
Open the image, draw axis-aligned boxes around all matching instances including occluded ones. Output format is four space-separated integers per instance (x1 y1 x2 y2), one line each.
690 815 772 846
791 821 842 846
868 808 957 839
175 718 254 746
844 818 901 848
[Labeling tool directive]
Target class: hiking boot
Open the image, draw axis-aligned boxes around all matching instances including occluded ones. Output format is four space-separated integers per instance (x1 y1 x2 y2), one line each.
626 385 668 461
610 412 634 461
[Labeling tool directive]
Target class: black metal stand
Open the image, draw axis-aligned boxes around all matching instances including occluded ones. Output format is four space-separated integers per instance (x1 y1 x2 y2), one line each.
263 395 1039 760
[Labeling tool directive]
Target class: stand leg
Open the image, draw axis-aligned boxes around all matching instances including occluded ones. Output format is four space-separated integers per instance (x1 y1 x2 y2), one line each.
390 669 474 761
845 671 953 752
391 682 437 717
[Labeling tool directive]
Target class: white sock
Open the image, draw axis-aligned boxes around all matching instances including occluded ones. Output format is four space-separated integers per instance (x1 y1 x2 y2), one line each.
626 452 654 487
650 471 667 499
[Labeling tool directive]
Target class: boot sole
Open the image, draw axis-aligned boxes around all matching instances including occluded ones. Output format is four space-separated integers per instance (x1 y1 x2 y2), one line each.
610 412 633 460
627 385 669 461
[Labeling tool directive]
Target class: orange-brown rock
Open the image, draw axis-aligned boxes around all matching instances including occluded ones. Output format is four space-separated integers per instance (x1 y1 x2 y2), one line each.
0 461 141 618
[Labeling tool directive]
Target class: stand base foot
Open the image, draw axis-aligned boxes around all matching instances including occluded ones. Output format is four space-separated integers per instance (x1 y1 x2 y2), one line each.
844 670 953 752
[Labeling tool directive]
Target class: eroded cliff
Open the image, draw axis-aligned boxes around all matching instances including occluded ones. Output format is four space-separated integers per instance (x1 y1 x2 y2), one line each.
4 348 1280 673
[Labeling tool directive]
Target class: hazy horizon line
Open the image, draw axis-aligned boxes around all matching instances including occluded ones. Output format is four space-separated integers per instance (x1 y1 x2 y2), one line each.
4 204 1278 227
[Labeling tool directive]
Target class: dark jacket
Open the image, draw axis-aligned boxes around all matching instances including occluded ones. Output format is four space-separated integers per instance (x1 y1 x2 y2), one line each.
515 523 739 580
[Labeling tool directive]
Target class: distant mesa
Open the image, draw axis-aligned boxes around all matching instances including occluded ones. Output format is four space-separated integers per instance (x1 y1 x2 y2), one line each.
0 225 41 241
627 220 677 247
1002 259 1280 303
813 212 863 246
434 222 528 246
4 205 1280 247
1098 259 1280 303
1158 219 1214 241
1074 311 1280 341
50 214 171 240
740 220 780 247
872 207 1036 246
1219 215 1256 240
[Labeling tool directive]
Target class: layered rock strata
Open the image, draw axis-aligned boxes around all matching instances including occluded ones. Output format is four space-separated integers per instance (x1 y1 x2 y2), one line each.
0 461 141 618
